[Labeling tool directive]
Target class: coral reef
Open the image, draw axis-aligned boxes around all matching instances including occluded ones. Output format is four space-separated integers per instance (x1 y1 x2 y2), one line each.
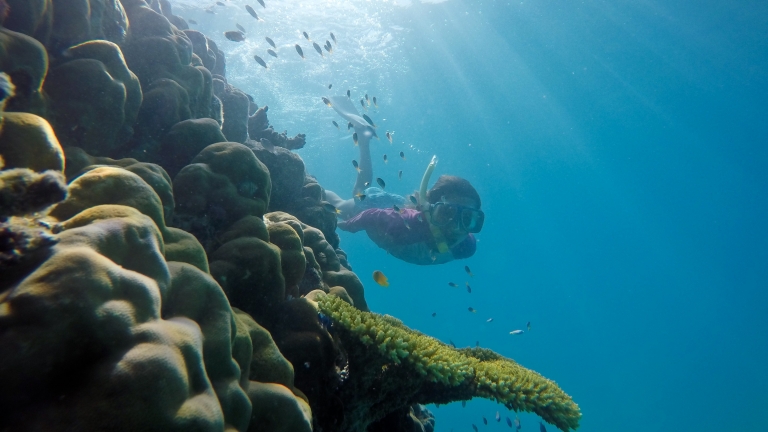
0 0 580 430
315 293 582 432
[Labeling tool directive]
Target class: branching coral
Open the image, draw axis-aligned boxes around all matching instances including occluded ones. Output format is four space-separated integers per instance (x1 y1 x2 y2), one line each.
316 293 581 432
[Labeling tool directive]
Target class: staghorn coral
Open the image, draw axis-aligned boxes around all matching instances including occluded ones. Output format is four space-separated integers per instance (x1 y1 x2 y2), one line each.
315 293 581 432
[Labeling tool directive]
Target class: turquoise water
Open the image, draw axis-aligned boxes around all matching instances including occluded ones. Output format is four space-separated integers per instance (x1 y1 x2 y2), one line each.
178 0 768 430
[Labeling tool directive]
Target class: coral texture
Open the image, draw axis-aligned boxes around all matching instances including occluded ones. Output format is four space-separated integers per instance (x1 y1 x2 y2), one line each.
316 293 582 432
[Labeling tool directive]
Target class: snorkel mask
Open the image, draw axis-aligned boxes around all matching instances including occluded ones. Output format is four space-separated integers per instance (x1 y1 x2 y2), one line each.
429 201 485 233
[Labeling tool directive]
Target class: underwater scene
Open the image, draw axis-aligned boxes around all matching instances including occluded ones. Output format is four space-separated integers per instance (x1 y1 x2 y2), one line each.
0 0 766 431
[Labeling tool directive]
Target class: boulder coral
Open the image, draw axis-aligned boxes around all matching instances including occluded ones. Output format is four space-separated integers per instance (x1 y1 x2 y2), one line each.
43 39 142 155
48 165 208 272
315 293 582 432
173 142 271 251
0 27 48 114
0 204 236 431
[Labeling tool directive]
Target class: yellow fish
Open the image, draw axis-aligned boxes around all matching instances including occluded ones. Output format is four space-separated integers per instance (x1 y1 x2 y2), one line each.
373 270 389 287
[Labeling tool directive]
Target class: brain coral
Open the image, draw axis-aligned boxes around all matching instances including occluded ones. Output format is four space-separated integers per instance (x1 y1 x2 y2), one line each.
314 293 581 432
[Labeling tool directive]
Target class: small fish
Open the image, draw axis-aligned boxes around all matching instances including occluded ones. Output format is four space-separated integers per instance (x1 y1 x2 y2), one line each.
225 31 245 42
468 307 477 313
466 282 471 293
257 0 265 7
330 32 337 44
431 312 436 317
328 83 333 89
324 42 332 53
364 181 370 187
313 42 324 56
346 89 351 98
383 154 388 163
416 213 424 222
352 160 360 172
295 44 304 58
449 340 456 348
245 5 258 18
373 96 378 108
266 37 276 48
398 170 402 180
527 321 531 331
355 193 366 201
539 421 547 432
373 270 389 287
216 1 225 6
393 204 402 213
465 265 474 277
236 23 246 33
448 282 458 288
506 417 513 427
325 40 333 52
360 99 366 110
509 330 524 335
347 121 353 130
352 132 358 145
496 411 500 422
409 195 418 205
365 93 370 104
304 361 310 368
462 401 466 408
322 203 341 214
303 31 310 41
259 138 275 154
322 97 332 107
362 113 376 127
399 151 405 159
403 217 411 230
486 318 493 322
385 131 393 143
188 19 198 24
476 341 479 347
205 9 215 14
472 424 478 432
483 416 488 425
267 49 277 58
376 177 385 189
253 54 267 68
515 416 521 431
332 120 339 129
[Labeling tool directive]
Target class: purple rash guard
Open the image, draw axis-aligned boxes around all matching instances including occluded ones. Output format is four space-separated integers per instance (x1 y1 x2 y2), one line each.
338 208 476 265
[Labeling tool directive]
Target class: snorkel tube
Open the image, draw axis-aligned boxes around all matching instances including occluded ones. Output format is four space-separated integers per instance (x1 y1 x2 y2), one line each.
418 155 438 211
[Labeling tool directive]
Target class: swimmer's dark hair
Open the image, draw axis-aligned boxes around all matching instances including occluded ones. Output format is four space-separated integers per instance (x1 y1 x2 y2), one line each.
426 175 481 208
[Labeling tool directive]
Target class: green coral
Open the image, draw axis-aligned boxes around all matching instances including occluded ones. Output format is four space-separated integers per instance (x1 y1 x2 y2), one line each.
316 294 581 432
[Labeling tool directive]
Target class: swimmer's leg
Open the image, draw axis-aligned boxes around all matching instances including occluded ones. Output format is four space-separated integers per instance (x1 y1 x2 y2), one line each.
353 136 372 196
325 190 356 218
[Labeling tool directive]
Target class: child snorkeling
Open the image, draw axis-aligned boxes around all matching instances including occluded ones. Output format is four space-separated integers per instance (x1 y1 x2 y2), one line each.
331 156 484 265
323 96 483 265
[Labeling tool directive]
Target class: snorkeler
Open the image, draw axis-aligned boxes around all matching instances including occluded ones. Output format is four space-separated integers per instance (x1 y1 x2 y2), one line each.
337 156 484 265
324 96 483 265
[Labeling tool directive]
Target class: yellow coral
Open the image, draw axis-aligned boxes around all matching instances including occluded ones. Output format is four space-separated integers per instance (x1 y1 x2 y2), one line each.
317 294 581 431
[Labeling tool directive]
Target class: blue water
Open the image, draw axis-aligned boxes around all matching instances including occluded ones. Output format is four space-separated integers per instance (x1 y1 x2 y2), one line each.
177 0 768 430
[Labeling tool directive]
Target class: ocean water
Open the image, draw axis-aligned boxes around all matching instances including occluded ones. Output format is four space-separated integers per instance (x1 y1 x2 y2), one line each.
174 0 768 430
